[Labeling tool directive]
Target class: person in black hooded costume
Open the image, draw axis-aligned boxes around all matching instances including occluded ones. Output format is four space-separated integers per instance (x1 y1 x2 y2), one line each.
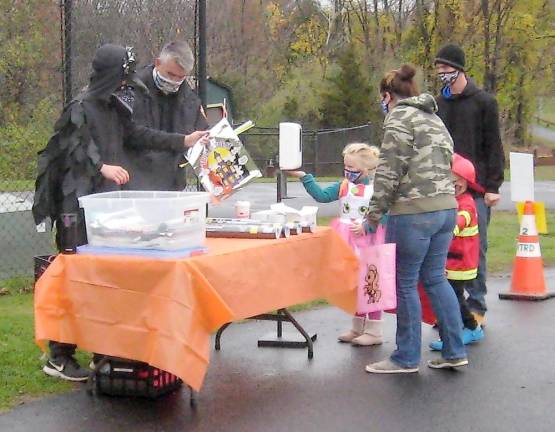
125 40 209 190
32 44 207 381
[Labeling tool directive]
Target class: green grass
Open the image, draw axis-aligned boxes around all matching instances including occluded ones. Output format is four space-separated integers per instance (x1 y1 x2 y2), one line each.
0 180 34 192
530 134 555 150
538 96 555 123
487 211 555 273
504 165 555 181
0 289 90 412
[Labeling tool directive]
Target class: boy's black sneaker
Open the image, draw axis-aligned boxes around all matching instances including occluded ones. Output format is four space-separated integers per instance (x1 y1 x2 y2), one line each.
43 356 90 382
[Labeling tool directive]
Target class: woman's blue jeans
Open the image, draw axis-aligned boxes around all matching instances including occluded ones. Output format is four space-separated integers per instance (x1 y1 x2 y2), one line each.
387 209 466 368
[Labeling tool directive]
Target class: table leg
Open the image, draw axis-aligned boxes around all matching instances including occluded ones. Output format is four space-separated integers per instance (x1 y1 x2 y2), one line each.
189 386 197 408
214 308 317 358
277 310 283 338
278 308 316 359
256 308 317 359
214 322 232 350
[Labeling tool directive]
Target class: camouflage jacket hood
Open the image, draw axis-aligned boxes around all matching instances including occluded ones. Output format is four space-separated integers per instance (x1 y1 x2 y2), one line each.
395 93 438 114
367 93 457 222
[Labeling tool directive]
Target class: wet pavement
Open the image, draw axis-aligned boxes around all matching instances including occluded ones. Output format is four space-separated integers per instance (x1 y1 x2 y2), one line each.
207 181 555 219
1 272 555 431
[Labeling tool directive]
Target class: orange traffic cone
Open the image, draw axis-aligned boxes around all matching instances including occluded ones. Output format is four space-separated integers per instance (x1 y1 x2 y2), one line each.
499 201 554 301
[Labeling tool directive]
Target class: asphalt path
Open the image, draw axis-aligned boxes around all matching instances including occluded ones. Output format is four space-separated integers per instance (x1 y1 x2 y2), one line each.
1 271 554 431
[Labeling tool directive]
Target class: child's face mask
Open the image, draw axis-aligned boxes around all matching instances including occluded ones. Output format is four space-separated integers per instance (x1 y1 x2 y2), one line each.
344 169 362 183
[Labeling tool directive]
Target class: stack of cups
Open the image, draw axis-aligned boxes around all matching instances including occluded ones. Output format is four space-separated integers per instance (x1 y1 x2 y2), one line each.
235 201 251 219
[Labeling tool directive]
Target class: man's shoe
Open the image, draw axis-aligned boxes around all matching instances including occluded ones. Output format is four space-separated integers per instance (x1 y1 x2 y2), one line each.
43 356 90 382
427 357 468 369
462 326 484 344
365 358 418 374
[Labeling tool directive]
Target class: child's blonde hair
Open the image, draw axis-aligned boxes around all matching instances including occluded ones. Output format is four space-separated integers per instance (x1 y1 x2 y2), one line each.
342 142 380 172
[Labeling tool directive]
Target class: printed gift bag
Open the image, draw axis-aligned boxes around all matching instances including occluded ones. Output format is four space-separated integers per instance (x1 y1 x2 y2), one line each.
355 231 397 314
186 118 262 203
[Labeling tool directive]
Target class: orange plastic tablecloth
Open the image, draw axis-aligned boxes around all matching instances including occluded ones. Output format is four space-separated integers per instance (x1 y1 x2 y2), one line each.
34 227 358 390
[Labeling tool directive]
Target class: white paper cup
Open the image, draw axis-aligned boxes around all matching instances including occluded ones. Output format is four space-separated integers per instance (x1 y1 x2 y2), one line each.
235 201 251 219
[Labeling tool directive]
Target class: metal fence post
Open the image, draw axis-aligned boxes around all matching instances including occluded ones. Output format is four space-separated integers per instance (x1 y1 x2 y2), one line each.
61 0 72 105
313 132 319 176
276 170 282 203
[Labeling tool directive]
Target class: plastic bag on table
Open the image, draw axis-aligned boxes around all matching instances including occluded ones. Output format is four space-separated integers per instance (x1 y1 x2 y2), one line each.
186 118 262 203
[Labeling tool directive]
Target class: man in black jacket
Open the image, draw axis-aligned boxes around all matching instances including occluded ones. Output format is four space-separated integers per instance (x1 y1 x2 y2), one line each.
434 43 505 324
125 40 209 191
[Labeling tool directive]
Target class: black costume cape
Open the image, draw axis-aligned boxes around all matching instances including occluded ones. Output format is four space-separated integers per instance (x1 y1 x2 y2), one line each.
32 44 184 232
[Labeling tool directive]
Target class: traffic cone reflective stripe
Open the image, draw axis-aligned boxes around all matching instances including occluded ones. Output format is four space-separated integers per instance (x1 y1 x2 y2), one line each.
499 201 554 301
515 235 541 258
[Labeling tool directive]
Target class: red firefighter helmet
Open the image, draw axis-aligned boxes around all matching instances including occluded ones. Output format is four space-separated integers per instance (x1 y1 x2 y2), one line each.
452 153 485 193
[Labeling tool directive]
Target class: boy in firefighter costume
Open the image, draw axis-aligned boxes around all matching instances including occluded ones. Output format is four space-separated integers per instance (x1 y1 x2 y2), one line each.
430 154 485 350
288 143 386 346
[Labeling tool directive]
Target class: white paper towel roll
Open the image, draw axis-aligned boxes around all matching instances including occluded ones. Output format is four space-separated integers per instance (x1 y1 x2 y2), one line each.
279 122 302 170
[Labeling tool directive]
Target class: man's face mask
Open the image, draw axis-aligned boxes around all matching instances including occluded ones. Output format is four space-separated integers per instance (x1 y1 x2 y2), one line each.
438 70 459 86
344 169 362 183
153 68 185 94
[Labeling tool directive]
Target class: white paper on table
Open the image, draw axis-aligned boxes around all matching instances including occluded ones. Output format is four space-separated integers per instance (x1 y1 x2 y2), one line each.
269 203 318 224
509 152 534 202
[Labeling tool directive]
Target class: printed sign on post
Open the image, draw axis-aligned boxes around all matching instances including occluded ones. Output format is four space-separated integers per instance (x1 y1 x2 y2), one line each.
509 152 534 202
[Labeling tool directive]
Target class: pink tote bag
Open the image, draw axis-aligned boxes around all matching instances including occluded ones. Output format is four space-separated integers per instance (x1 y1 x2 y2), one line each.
331 221 397 314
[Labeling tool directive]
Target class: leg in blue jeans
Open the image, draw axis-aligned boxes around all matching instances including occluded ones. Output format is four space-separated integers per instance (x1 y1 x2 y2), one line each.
467 196 490 315
388 210 466 368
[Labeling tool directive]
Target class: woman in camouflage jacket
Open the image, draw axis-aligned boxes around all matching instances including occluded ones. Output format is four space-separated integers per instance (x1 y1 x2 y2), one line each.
364 65 468 374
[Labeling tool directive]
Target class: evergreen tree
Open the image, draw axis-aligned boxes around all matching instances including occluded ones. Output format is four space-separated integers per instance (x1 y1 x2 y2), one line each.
320 45 371 128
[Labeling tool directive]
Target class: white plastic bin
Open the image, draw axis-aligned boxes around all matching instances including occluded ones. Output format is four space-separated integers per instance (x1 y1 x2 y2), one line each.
78 191 209 250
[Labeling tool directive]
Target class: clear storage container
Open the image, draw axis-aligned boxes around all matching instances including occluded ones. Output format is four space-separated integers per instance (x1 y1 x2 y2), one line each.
78 191 209 250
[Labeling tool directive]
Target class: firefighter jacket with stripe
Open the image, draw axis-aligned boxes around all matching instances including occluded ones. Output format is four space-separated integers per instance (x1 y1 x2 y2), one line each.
446 192 480 280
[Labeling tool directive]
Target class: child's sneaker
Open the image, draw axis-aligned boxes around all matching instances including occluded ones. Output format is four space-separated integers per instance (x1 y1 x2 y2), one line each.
429 326 484 351
429 339 443 351
462 326 484 344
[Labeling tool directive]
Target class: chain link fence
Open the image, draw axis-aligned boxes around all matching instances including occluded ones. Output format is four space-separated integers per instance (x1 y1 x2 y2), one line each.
1 1 200 281
0 0 376 281
0 123 374 280
240 124 375 177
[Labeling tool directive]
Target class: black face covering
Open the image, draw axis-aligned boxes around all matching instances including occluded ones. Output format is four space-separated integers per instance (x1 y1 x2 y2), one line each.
85 44 147 102
112 84 136 115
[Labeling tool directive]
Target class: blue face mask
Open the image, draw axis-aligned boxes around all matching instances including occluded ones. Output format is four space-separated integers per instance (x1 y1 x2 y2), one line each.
380 98 389 114
344 169 362 183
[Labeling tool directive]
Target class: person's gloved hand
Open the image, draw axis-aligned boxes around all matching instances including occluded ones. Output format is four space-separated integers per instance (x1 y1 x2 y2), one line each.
350 222 365 237
362 219 377 234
